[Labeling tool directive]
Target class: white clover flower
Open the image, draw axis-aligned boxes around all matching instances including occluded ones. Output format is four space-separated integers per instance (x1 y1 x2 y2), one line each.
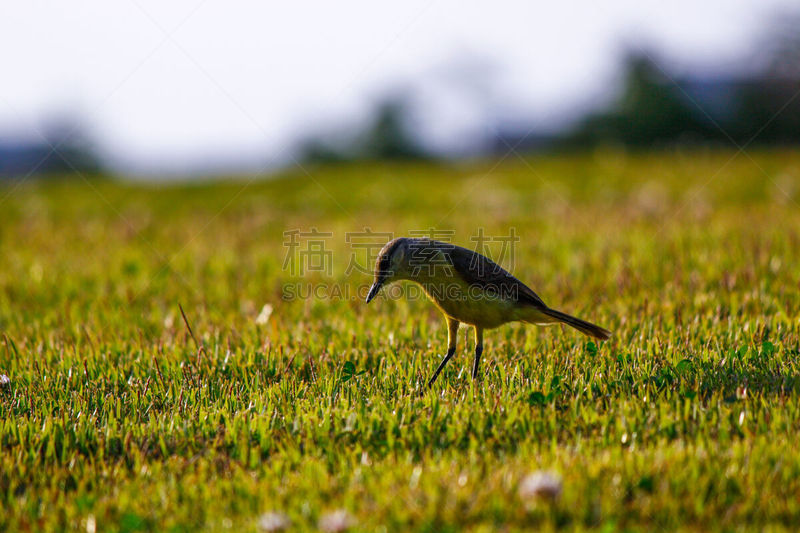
518 470 562 502
318 509 355 532
0 374 10 387
256 304 274 325
258 511 290 532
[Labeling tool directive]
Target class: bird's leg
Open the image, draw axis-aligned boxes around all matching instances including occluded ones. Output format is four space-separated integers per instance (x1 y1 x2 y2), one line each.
471 326 484 380
427 317 460 388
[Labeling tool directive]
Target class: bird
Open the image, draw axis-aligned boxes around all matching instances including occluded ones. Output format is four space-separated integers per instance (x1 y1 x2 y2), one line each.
365 237 612 387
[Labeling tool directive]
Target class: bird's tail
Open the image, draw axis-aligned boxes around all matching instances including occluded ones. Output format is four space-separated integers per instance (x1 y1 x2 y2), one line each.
538 307 612 340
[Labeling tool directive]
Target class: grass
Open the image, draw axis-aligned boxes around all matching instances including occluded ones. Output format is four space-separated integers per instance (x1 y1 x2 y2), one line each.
1 148 800 531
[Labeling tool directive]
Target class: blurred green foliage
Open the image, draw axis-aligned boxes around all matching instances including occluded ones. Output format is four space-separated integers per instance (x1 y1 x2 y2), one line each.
567 17 800 149
298 95 430 163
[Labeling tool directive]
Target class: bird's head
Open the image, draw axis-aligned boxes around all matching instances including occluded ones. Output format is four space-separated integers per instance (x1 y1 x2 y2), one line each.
365 237 411 303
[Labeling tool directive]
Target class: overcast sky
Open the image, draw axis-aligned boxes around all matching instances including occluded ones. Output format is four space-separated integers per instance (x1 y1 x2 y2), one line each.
0 0 795 175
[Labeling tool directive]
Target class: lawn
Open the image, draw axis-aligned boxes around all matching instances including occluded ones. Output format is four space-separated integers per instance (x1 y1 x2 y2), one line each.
1 149 800 532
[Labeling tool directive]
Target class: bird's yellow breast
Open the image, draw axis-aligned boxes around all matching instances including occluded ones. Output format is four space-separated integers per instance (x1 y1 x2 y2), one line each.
417 277 518 329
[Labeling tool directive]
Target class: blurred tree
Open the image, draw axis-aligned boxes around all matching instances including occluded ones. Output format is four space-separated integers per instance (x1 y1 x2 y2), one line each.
40 116 102 174
566 53 715 148
615 55 714 144
0 114 102 178
564 28 800 150
360 96 428 160
297 93 429 163
296 137 353 164
732 12 800 144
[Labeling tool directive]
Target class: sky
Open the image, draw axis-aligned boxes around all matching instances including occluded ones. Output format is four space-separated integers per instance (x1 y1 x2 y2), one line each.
0 0 796 175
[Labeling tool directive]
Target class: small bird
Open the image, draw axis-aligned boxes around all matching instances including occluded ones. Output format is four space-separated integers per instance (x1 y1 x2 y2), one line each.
366 237 611 387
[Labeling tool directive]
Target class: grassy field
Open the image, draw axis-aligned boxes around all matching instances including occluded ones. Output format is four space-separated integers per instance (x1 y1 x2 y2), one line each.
1 149 800 532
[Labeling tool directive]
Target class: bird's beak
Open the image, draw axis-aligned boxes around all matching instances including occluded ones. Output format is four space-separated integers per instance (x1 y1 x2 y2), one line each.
366 280 382 303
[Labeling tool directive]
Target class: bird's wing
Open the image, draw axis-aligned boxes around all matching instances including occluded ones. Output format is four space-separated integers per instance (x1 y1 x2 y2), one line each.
445 243 548 308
